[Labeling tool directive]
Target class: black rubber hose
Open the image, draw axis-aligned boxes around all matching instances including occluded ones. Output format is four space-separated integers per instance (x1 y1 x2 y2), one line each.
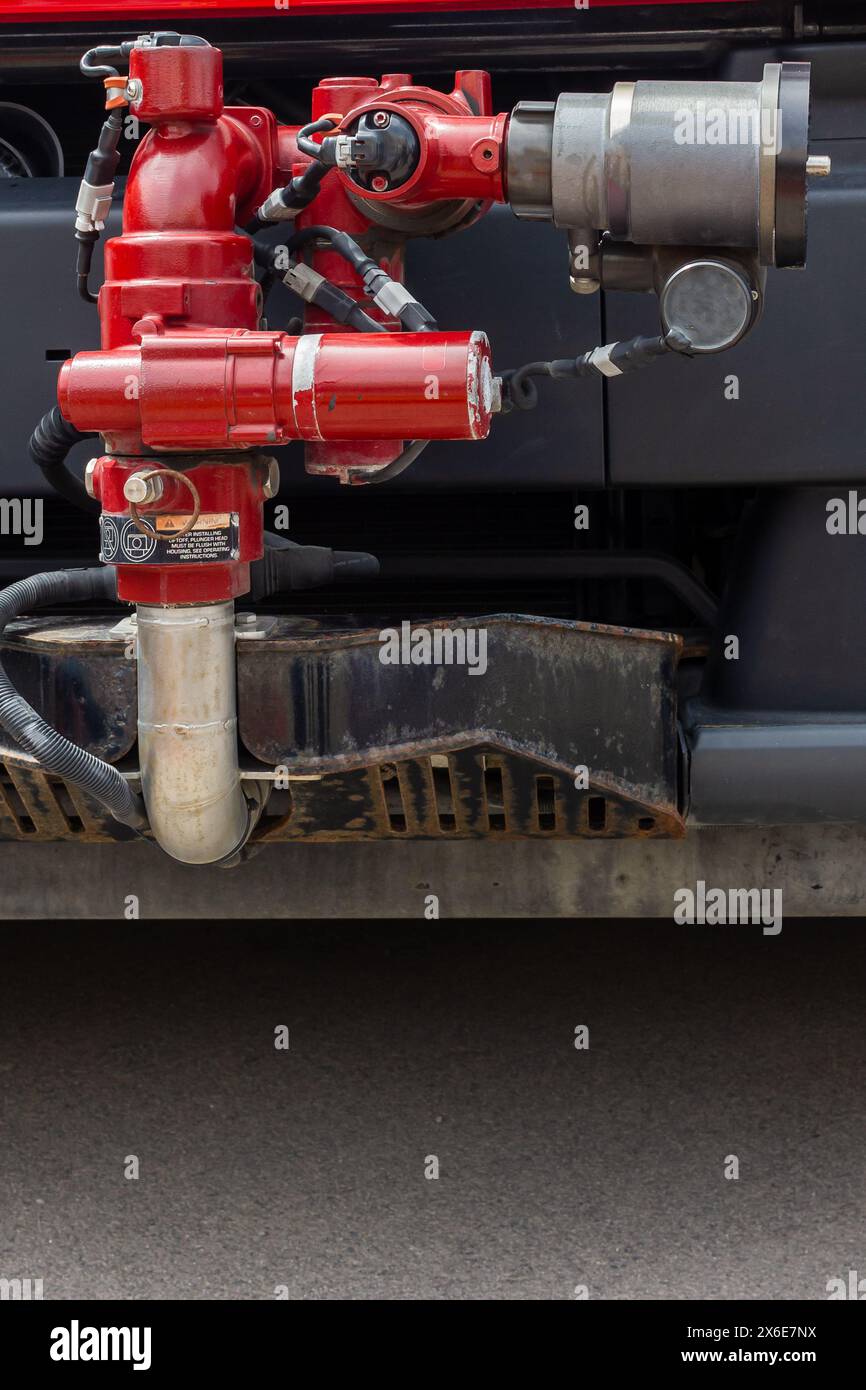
0 568 147 830
29 408 98 513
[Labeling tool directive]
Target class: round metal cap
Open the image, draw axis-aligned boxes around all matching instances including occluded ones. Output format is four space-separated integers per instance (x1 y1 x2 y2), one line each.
660 260 753 354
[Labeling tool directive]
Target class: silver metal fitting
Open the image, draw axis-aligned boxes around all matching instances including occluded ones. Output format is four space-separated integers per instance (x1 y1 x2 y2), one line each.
370 279 415 317
587 344 623 378
259 188 300 223
125 78 143 104
123 470 164 506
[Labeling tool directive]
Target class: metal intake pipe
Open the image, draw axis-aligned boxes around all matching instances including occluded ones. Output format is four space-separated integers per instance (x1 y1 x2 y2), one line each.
136 601 257 865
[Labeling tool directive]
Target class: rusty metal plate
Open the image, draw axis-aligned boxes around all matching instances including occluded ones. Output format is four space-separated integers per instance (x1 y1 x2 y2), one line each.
238 615 684 838
0 613 684 842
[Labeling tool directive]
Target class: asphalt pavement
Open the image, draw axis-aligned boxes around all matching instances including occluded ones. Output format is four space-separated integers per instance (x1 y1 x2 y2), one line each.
1 918 864 1299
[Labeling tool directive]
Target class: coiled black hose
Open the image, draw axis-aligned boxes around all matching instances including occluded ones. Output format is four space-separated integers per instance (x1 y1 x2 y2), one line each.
29 408 98 513
0 568 147 831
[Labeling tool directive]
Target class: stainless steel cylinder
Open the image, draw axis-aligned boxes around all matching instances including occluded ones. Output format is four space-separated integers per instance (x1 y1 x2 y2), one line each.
507 62 814 267
137 601 252 865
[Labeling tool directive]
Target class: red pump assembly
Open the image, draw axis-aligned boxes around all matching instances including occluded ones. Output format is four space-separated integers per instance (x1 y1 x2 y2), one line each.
59 34 500 606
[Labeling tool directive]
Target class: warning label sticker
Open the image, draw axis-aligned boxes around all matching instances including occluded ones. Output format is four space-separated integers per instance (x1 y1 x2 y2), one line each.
100 513 240 565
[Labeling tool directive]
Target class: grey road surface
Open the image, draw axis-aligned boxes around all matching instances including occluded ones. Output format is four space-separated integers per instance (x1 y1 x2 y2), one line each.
0 919 864 1300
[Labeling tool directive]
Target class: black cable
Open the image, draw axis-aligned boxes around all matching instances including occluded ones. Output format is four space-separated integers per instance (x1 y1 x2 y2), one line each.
255 238 388 333
246 160 332 234
76 233 99 304
0 568 147 831
501 329 692 412
246 118 338 230
75 108 123 304
352 439 430 486
287 225 437 331
295 116 340 161
29 408 98 513
288 223 371 272
80 45 124 79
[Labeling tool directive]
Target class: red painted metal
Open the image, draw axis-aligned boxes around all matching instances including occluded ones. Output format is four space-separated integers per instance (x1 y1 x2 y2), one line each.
92 454 265 604
325 76 506 209
282 69 502 477
0 1 745 20
58 329 493 451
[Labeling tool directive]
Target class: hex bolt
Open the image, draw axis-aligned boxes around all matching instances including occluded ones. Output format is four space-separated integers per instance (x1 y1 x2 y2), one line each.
125 78 143 104
84 457 99 499
371 111 390 128
371 175 389 193
123 471 164 506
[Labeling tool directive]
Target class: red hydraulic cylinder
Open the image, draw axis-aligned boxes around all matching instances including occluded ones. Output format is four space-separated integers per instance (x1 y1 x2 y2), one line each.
58 329 495 455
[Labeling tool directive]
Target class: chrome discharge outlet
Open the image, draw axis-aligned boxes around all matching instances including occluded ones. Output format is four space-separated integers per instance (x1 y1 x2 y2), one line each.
136 601 262 865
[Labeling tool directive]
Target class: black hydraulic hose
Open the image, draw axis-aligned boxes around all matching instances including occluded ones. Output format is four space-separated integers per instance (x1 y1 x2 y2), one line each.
0 569 147 830
332 550 381 578
262 532 380 579
29 408 98 513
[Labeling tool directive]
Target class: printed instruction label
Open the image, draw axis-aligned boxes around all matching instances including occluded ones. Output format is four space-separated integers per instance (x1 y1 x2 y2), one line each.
100 512 240 565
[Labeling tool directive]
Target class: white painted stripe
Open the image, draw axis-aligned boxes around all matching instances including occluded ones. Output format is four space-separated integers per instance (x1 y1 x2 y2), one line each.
291 333 324 440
